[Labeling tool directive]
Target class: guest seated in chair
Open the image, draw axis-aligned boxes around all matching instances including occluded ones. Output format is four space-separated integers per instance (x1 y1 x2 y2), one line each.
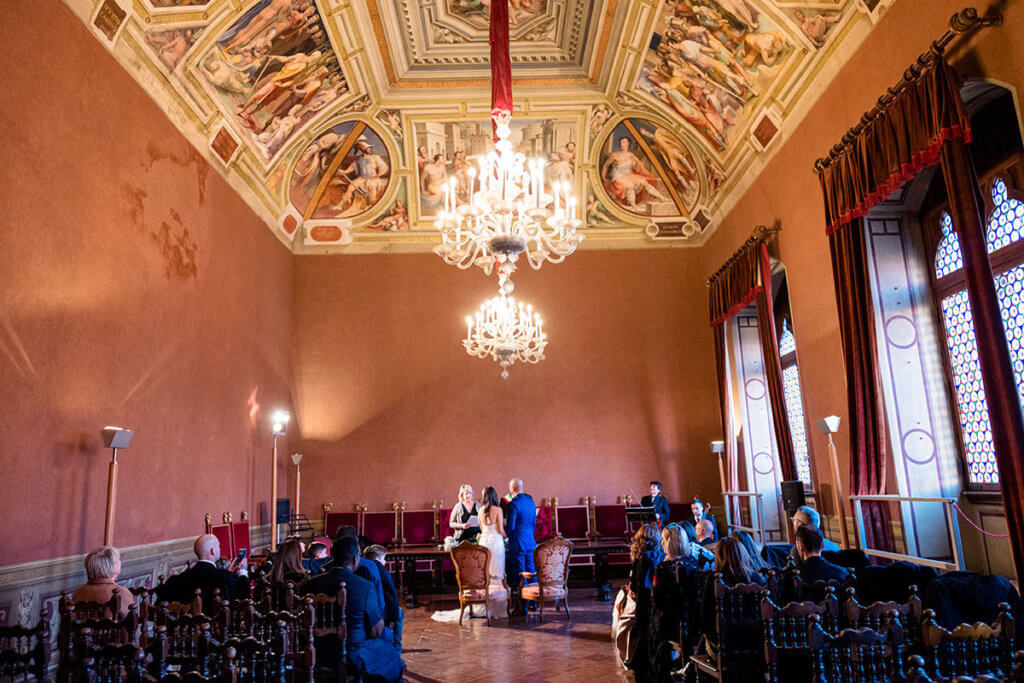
690 497 718 541
365 545 403 654
648 524 698 680
268 538 308 586
695 519 717 549
700 535 764 660
72 546 135 618
332 526 392 640
303 541 330 575
787 505 840 565
732 530 769 574
304 538 404 682
791 524 850 585
156 534 249 611
641 480 671 527
626 524 664 678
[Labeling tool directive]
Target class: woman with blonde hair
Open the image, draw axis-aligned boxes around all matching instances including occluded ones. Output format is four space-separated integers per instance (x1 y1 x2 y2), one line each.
701 536 765 659
448 483 480 543
72 546 135 618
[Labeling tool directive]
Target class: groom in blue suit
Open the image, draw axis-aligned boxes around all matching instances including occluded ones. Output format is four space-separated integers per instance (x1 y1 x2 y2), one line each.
505 477 537 615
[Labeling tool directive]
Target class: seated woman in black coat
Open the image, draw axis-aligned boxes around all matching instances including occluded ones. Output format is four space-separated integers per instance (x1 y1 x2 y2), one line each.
700 535 765 659
648 524 700 681
627 523 664 677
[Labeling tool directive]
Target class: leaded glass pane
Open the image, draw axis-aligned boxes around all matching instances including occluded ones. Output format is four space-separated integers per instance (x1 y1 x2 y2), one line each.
782 364 812 486
996 264 1024 414
779 320 796 356
939 291 999 484
935 212 963 277
987 178 1024 253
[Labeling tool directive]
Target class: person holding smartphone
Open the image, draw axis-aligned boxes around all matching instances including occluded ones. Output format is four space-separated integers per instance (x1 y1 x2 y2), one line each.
156 534 250 611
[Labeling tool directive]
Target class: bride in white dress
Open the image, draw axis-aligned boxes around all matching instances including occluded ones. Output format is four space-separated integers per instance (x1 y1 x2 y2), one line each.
431 485 508 622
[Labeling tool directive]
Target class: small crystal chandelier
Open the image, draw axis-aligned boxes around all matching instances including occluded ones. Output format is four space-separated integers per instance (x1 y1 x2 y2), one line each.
433 0 583 286
463 293 547 379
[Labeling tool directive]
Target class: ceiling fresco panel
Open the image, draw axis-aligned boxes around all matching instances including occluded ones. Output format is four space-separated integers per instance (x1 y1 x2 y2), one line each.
61 0 892 252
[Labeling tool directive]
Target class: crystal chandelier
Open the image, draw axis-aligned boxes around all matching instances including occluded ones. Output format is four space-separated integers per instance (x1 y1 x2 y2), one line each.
463 292 547 379
433 0 583 286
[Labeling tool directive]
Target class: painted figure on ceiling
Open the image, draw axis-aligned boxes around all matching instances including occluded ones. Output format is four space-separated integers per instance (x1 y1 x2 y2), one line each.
420 154 449 211
794 10 840 48
328 137 390 217
601 137 670 209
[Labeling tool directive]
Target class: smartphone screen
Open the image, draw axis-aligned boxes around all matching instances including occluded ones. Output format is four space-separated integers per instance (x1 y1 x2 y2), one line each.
236 548 247 562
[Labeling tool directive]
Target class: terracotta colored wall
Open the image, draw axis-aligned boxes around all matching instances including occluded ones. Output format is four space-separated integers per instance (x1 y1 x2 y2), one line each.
0 1 293 566
292 250 724 516
697 0 1024 510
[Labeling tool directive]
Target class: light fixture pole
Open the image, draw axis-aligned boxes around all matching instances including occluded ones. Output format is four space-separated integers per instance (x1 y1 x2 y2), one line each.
100 427 133 546
291 453 304 522
711 440 727 494
270 410 289 552
818 415 850 549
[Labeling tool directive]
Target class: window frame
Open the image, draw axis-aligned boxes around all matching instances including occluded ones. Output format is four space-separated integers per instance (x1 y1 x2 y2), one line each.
778 317 816 491
923 158 1024 491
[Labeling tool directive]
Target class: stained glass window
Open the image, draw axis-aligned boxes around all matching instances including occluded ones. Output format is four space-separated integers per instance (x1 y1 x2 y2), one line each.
934 178 1024 485
778 320 812 486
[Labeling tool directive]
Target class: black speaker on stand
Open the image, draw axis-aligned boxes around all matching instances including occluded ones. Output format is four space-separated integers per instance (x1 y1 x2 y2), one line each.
780 480 806 514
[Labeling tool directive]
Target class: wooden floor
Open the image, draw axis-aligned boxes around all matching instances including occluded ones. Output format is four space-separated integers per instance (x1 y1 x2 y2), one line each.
400 587 636 682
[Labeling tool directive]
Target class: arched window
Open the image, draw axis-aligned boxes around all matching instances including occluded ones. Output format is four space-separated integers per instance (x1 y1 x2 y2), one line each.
778 320 813 487
934 177 1024 485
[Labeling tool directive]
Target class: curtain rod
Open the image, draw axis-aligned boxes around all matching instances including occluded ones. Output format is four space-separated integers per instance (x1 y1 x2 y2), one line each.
813 7 1002 173
705 224 780 287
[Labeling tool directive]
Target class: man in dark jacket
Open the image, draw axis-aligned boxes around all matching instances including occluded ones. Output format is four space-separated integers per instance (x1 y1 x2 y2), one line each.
365 544 403 653
640 480 671 527
156 534 249 612
302 538 403 681
794 524 851 584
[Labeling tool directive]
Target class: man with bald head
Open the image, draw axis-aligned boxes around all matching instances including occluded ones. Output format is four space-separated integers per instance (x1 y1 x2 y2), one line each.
156 534 249 612
504 477 537 616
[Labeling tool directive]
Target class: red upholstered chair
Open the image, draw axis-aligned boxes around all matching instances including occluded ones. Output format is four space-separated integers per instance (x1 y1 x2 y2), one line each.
362 510 398 547
593 504 628 539
534 504 554 543
520 536 572 622
230 520 250 556
209 524 233 558
554 503 592 571
401 509 436 546
324 511 360 540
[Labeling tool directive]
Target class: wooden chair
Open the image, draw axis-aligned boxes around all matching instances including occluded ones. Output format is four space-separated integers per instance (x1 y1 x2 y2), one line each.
554 501 593 573
148 613 216 675
0 610 49 681
253 604 315 683
451 542 507 625
220 634 287 683
253 577 300 615
904 651 1024 682
844 586 923 644
790 569 857 604
323 510 361 540
920 604 1017 679
58 592 141 680
808 615 904 682
520 536 573 623
762 590 840 682
76 641 147 683
592 503 628 540
309 587 348 683
690 576 768 681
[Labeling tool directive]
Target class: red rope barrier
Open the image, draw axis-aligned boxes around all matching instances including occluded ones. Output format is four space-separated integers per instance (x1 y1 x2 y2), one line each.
952 502 1010 539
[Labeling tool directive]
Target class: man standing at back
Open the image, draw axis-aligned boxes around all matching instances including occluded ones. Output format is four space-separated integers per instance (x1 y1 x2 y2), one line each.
505 477 537 616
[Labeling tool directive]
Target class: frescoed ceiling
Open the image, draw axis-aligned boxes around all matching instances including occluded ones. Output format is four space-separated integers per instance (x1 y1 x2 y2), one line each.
64 0 894 252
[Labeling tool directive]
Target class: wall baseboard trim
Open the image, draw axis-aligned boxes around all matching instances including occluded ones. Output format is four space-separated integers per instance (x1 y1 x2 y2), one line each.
0 525 270 629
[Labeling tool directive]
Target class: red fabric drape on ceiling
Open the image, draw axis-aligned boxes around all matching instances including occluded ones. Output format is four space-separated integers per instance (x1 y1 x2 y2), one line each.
709 240 799 488
488 0 513 139
818 57 1024 576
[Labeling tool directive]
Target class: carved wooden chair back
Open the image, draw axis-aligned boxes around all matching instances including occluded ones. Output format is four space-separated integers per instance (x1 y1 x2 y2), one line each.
0 611 49 681
716 577 769 676
809 615 904 683
450 542 497 625
762 590 841 682
791 570 856 604
58 594 141 681
225 599 259 639
148 614 216 673
221 634 287 683
844 586 923 641
920 604 1017 679
307 588 348 683
75 639 146 683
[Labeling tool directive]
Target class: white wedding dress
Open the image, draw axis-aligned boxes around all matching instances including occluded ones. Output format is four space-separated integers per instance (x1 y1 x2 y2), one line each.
431 518 508 623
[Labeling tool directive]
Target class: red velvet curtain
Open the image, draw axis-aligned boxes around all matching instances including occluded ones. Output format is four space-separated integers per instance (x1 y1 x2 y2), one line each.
488 0 512 139
709 240 799 485
818 57 1024 576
